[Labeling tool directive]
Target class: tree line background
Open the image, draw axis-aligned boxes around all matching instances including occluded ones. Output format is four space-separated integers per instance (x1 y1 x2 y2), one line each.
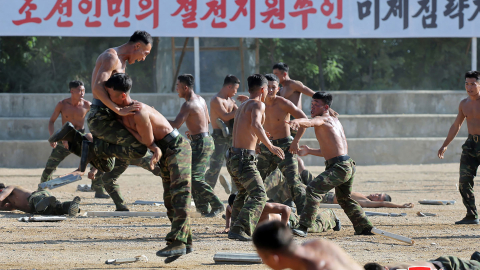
0 36 473 93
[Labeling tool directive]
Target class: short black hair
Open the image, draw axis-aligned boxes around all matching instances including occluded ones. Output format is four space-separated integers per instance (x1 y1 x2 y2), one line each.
0 183 5 189
264 73 279 84
465 71 480 82
364 262 384 270
69 80 84 90
312 91 333 107
105 73 132 93
253 221 294 253
247 74 267 93
178 74 194 89
228 193 237 207
273 62 289 72
129 30 153 45
384 194 392 202
224 74 240 86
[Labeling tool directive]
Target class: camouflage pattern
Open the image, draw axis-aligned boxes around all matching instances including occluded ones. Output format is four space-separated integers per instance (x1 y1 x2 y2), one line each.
264 169 293 203
226 150 267 236
155 135 192 246
96 151 162 210
40 144 71 183
257 137 306 214
204 131 232 189
87 105 147 161
459 136 479 219
298 158 373 235
190 135 223 214
431 256 480 270
289 208 337 233
27 190 72 215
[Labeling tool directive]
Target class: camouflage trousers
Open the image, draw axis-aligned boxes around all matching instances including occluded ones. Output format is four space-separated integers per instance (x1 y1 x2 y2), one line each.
289 208 337 233
87 105 147 161
431 255 480 270
155 135 192 246
40 142 106 192
94 151 162 209
257 137 306 214
226 149 267 236
459 135 480 219
27 190 72 215
204 131 233 190
299 157 373 234
191 135 223 214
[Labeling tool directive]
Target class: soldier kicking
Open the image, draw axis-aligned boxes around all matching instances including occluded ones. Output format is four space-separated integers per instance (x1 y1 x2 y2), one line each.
41 80 109 198
169 74 225 217
256 73 308 214
226 74 284 241
287 91 374 237
439 71 480 225
205 74 240 195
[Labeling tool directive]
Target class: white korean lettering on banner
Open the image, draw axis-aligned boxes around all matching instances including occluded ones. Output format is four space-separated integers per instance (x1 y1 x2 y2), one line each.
1 0 480 38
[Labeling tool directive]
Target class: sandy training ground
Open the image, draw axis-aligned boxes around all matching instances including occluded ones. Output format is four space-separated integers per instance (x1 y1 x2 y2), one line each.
1 163 479 269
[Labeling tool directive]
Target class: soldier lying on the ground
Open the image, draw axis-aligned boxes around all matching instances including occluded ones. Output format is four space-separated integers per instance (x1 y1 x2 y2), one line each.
252 220 362 270
266 169 414 209
0 183 80 216
364 251 480 270
220 193 340 235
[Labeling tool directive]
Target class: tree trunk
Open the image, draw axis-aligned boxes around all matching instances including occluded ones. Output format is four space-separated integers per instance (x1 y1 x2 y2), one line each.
152 37 159 92
316 39 325 91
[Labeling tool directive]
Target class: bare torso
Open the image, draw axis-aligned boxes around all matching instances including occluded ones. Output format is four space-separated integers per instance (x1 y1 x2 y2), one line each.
264 97 291 140
232 100 265 150
279 80 302 110
119 103 173 141
0 186 33 213
301 240 363 270
314 116 348 160
210 95 236 129
461 97 480 135
59 98 90 130
332 192 366 204
91 48 125 99
184 94 210 135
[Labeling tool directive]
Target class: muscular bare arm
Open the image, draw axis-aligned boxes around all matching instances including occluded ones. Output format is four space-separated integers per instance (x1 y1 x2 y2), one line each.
439 101 466 159
287 116 326 130
92 53 139 116
48 102 63 148
251 102 285 159
262 202 291 226
298 145 323 157
358 200 414 208
169 102 190 129
133 110 161 169
211 98 237 121
280 99 308 154
0 186 14 203
291 80 316 97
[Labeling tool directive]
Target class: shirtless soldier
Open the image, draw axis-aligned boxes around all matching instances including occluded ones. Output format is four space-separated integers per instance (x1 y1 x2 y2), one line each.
169 74 224 217
287 91 374 237
41 80 109 198
101 73 192 259
0 183 81 216
84 30 155 171
439 71 480 225
226 74 284 241
256 73 308 214
253 221 363 270
205 75 240 194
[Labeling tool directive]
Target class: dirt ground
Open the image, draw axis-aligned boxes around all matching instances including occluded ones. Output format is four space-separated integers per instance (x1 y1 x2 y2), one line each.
1 163 479 269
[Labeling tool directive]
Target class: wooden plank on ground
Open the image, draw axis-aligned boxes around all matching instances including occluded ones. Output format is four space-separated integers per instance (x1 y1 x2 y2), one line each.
372 228 414 245
213 253 262 264
84 211 167 217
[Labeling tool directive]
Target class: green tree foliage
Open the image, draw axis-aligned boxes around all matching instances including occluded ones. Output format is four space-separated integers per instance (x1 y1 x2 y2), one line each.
0 36 154 93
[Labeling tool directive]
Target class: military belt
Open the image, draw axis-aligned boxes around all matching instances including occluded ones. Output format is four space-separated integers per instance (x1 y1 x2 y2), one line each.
212 129 223 136
324 155 350 167
230 147 256 157
158 129 179 146
190 132 210 141
468 134 480 143
271 136 293 145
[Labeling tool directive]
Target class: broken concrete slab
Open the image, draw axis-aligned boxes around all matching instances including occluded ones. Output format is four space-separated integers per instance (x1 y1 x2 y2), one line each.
38 173 82 190
213 253 262 264
84 211 167 217
418 200 455 205
18 216 67 222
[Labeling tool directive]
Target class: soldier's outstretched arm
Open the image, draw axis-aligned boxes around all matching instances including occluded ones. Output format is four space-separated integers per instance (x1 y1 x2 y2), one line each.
438 100 466 159
48 101 63 148
251 102 285 160
292 80 316 97
280 99 308 154
211 97 236 121
169 102 190 129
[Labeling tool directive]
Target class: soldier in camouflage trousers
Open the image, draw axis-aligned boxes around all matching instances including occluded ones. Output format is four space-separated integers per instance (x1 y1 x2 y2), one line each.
190 134 224 216
204 131 235 192
90 151 162 211
226 148 267 238
458 134 480 220
257 136 306 214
